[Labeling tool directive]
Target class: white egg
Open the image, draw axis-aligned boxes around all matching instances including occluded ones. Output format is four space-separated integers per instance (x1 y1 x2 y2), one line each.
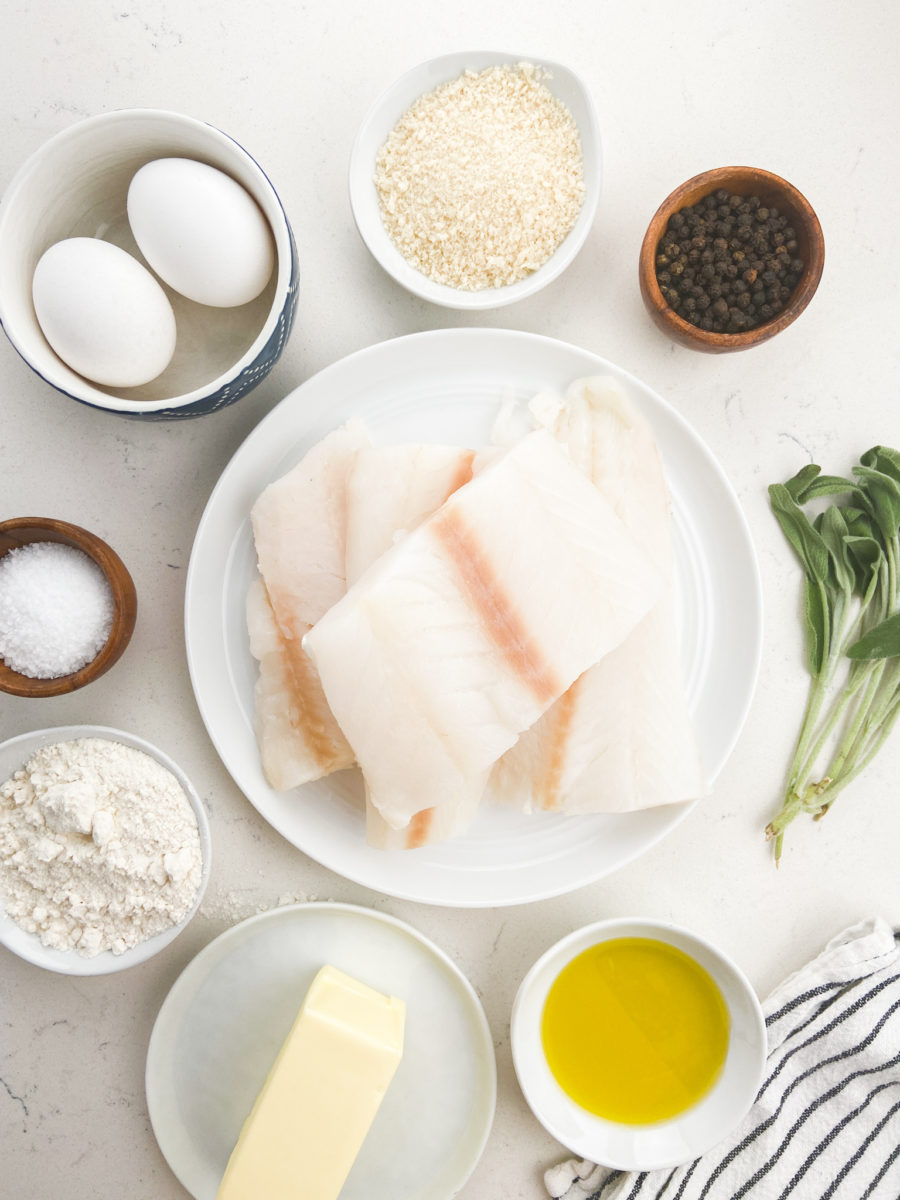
32 238 177 388
127 158 276 308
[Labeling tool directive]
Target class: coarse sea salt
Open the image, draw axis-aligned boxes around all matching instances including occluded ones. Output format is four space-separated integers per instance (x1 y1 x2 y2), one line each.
0 541 114 678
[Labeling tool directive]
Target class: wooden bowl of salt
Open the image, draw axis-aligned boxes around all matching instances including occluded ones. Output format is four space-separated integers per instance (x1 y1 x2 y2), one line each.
0 517 137 697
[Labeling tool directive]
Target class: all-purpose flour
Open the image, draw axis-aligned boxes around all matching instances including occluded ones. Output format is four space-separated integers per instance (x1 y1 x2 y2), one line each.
0 737 202 956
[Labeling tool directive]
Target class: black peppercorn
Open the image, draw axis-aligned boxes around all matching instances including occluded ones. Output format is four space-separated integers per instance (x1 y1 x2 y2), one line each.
654 187 806 333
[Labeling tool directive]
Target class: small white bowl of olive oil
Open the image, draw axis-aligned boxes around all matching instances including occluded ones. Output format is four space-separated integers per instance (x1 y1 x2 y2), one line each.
511 918 766 1171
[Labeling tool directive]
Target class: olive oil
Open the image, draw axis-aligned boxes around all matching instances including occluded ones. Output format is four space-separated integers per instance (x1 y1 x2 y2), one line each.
541 937 730 1124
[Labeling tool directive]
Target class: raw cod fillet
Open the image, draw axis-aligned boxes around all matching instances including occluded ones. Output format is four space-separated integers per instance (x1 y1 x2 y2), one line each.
364 771 488 850
246 579 319 792
248 422 369 790
344 442 481 849
345 443 475 585
248 429 480 846
303 429 661 833
488 377 707 813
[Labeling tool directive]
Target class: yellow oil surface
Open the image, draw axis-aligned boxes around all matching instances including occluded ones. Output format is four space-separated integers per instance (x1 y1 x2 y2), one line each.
541 936 730 1124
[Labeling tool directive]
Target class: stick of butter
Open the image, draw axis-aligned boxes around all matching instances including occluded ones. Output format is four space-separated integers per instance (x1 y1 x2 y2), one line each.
217 963 406 1200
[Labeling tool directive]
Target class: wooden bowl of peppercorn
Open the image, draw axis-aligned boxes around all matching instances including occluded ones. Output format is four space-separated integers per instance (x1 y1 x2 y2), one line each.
638 166 824 352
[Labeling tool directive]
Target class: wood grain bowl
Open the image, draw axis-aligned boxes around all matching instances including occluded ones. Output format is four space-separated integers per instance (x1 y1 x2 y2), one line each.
0 517 137 697
638 166 825 353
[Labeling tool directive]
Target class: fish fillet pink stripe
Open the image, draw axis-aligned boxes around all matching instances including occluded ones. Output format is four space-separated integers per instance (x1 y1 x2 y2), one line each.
431 506 562 707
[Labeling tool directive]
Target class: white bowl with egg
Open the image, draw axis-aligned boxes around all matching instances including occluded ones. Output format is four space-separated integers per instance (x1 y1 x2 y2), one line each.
511 917 766 1172
0 725 211 975
349 51 602 309
0 109 298 419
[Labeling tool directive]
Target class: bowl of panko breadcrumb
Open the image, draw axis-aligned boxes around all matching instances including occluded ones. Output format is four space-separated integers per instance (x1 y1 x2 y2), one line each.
349 51 602 309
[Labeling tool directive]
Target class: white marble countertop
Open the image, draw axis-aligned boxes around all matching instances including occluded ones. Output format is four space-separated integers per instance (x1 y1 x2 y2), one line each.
2 2 899 1197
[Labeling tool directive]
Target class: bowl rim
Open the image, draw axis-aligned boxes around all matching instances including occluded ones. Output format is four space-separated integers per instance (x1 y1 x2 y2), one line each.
638 164 825 350
348 49 602 310
0 516 138 697
510 916 767 1171
0 723 211 974
0 106 295 414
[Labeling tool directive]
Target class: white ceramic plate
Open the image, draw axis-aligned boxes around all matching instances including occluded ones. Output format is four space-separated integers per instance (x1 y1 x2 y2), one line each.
145 902 496 1200
185 328 762 906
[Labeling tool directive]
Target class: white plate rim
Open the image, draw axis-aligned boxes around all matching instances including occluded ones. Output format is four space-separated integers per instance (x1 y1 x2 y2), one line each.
185 327 763 906
145 899 497 1200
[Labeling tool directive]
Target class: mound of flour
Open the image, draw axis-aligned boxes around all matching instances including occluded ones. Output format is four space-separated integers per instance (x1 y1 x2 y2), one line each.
0 737 202 956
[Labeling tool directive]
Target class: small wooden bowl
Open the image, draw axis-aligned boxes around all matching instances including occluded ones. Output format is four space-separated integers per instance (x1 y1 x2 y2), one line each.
638 166 825 353
0 517 137 697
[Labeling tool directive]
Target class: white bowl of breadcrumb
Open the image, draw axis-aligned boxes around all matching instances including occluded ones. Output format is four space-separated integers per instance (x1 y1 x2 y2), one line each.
350 51 601 309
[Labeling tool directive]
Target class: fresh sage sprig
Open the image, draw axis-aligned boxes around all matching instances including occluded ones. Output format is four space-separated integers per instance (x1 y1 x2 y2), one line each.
766 446 900 862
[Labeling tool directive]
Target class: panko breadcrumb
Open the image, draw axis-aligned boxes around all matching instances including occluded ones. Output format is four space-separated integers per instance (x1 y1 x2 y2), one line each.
374 63 585 291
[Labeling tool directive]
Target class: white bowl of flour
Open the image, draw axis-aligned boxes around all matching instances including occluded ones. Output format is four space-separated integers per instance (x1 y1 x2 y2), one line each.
0 725 211 975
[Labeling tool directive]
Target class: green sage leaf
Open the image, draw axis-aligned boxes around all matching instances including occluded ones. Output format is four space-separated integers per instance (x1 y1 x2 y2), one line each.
816 506 855 595
860 446 900 486
769 483 832 584
842 506 876 539
847 612 900 660
768 445 900 859
853 465 900 540
844 534 885 598
798 474 860 502
804 577 829 675
783 463 822 503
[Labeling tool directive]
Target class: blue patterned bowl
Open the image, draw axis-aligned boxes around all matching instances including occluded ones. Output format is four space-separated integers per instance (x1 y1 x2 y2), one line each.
0 109 298 419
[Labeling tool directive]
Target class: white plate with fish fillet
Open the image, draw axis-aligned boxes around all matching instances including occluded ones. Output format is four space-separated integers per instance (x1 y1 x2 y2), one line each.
145 902 496 1200
185 328 762 905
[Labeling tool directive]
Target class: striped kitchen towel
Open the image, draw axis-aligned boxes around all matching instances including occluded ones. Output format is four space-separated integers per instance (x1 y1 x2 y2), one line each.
545 918 900 1200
